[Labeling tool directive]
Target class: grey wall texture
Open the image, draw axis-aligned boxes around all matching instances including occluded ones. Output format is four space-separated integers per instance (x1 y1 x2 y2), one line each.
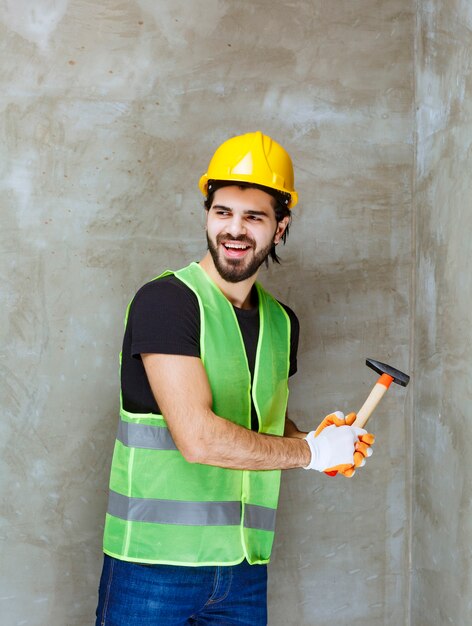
413 1 472 624
0 1 469 625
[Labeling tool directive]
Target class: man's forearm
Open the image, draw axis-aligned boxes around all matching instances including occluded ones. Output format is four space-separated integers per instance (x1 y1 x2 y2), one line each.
177 409 311 470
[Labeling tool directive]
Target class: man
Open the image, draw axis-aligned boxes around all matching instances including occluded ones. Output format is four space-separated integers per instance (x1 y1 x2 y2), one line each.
96 131 374 625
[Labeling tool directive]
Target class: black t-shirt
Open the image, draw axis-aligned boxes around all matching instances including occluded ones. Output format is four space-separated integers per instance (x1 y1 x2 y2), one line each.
121 275 299 430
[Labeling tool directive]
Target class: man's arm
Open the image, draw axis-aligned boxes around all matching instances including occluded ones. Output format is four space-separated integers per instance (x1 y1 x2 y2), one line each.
142 353 311 470
284 416 307 439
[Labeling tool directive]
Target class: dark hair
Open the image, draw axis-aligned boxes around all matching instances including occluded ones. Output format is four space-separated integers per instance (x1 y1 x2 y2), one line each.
204 180 292 265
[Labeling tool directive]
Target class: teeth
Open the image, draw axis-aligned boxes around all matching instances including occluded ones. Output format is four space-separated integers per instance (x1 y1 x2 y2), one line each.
225 243 248 249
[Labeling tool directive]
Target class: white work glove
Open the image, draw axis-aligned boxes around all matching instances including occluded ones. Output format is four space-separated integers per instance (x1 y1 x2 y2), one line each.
304 423 369 472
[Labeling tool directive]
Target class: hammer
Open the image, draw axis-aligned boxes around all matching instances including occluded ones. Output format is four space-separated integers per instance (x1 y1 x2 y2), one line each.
325 358 410 476
353 358 410 428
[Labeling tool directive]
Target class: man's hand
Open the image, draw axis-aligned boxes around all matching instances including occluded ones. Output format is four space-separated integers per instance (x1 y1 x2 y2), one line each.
314 410 357 435
306 411 375 477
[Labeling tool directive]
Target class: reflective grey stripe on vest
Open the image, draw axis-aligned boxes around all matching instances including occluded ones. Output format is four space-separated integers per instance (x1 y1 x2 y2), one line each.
108 490 276 531
117 418 177 450
108 490 241 526
244 504 277 532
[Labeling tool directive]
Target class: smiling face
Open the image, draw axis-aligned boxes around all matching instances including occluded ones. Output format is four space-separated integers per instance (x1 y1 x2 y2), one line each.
205 185 289 284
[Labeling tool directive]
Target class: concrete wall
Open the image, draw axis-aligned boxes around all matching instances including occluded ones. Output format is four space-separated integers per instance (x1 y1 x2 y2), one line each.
413 1 472 624
1 1 415 624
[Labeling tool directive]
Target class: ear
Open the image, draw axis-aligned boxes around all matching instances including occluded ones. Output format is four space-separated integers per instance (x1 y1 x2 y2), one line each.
273 216 290 245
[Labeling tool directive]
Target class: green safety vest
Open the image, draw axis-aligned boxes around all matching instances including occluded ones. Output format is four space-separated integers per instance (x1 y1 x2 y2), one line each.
103 262 291 566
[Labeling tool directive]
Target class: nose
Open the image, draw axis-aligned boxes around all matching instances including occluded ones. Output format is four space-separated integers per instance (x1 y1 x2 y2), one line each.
226 214 246 237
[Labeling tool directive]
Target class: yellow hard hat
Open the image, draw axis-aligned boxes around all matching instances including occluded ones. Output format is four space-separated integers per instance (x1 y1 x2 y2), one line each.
199 131 298 208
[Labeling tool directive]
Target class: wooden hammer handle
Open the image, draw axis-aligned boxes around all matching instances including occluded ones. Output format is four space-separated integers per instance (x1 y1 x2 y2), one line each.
353 374 394 428
325 373 395 476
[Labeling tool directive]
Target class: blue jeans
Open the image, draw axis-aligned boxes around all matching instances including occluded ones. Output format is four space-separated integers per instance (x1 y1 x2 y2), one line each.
95 555 268 625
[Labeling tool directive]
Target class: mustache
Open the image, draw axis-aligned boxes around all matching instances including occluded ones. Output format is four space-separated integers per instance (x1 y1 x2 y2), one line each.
216 234 255 247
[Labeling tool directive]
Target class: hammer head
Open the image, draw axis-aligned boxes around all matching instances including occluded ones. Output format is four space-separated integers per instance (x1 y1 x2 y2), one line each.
366 358 410 387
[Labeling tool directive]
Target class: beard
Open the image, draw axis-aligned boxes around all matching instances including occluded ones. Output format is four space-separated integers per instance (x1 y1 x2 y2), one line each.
206 232 273 283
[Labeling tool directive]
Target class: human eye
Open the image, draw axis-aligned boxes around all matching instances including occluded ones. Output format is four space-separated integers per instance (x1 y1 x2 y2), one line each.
212 206 231 217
